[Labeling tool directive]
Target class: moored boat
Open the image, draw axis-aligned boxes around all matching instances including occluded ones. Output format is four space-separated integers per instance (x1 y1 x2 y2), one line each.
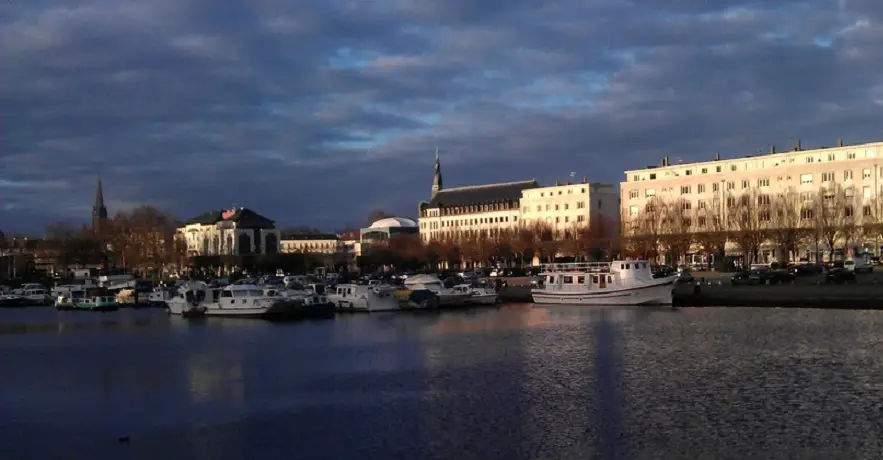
452 283 499 305
531 261 677 306
73 296 120 312
328 283 401 312
403 274 470 307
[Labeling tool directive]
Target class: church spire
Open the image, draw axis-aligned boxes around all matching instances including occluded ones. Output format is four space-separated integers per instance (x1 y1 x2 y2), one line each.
92 176 108 233
431 145 443 198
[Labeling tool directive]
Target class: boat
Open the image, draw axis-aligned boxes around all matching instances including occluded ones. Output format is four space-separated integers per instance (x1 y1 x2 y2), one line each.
530 261 678 306
452 283 499 305
55 290 86 310
327 283 401 312
0 293 24 307
147 286 173 308
272 283 335 318
166 281 210 317
73 296 120 312
394 289 441 310
402 274 470 307
22 288 52 306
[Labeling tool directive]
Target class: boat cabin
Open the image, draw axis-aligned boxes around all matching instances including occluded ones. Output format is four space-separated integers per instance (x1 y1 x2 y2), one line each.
537 261 656 292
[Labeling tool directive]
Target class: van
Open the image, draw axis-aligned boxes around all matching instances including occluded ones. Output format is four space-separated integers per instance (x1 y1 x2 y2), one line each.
844 260 874 273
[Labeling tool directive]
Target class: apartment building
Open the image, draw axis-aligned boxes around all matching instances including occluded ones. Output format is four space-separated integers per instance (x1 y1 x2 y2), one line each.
621 139 883 261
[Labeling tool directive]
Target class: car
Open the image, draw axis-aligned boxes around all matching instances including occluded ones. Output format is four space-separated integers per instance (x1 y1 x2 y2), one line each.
843 260 874 274
825 268 857 284
788 263 823 276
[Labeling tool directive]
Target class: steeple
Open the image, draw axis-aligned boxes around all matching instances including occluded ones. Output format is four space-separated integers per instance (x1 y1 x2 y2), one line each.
431 144 443 198
92 176 108 233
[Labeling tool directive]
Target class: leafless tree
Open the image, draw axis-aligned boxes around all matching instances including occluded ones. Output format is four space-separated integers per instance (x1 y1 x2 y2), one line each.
726 189 771 265
767 187 805 263
658 198 694 266
811 184 849 260
692 202 727 269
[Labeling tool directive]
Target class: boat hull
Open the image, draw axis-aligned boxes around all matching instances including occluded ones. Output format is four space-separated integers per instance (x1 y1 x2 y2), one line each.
531 279 676 306
468 294 499 305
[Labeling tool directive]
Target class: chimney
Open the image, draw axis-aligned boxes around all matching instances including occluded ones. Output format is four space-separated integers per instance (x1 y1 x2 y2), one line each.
714 152 720 161
582 176 587 184
838 138 844 147
795 139 801 151
770 145 776 154
555 179 559 186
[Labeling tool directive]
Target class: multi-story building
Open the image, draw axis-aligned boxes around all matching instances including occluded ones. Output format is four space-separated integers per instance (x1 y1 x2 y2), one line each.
417 150 619 244
177 207 281 257
620 139 883 262
280 234 344 254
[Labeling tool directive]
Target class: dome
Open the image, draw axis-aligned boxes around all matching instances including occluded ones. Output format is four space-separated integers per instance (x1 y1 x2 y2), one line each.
369 217 417 228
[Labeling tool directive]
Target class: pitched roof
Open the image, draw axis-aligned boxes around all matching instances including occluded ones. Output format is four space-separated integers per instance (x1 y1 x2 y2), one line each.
185 207 275 229
427 180 538 207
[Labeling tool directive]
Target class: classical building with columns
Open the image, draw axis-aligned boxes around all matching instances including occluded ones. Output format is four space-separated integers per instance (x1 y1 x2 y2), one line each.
177 207 280 257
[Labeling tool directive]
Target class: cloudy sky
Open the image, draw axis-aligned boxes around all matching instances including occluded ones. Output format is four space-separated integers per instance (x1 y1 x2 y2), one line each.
2 1 882 234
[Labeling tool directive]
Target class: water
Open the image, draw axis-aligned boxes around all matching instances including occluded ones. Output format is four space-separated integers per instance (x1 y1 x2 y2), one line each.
3 305 883 459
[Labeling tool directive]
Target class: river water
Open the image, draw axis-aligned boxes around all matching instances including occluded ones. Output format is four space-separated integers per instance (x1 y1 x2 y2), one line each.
2 305 883 460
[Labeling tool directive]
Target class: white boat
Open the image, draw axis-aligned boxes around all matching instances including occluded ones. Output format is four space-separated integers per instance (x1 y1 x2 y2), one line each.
328 284 401 312
166 281 211 317
148 287 173 307
22 288 52 305
452 284 499 305
273 284 336 317
531 261 677 306
403 274 470 306
55 291 85 310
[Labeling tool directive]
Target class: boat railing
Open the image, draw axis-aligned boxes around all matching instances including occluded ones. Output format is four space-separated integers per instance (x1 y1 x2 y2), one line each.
539 262 612 273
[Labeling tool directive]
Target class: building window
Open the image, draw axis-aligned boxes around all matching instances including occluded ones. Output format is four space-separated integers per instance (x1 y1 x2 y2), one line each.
845 206 854 217
649 173 656 180
760 211 770 222
742 180 749 189
577 201 586 209
800 174 813 184
726 197 736 207
758 195 771 205
701 168 708 174
716 166 722 173
864 205 872 216
800 208 814 220
822 172 834 182
806 157 815 163
645 189 656 197
680 185 691 195
628 190 638 199
828 153 836 161
685 170 692 176
844 170 853 180
726 181 735 191
577 215 585 222
697 184 706 193
712 183 719 192
564 203 569 210
698 200 706 209
681 201 691 210
864 186 872 198
757 178 770 187
730 164 738 171
629 206 638 216
863 168 872 179
848 152 856 159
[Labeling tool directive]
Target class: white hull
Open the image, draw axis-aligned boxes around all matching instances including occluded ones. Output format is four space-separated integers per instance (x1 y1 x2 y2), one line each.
532 279 675 306
437 293 470 306
468 294 499 305
331 295 400 312
167 298 208 316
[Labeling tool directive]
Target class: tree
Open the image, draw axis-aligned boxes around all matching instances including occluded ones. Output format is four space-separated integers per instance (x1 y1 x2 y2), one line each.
767 188 805 263
658 198 694 266
811 185 849 260
626 196 665 260
44 222 77 240
507 226 535 267
727 189 770 265
692 203 727 269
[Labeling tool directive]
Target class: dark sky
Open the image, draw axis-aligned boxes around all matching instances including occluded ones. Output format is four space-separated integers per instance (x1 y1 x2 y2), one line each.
3 1 882 235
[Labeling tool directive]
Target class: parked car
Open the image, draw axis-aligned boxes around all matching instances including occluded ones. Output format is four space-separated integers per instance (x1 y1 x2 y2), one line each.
844 260 874 273
730 270 757 285
788 263 823 276
676 268 694 283
825 268 857 284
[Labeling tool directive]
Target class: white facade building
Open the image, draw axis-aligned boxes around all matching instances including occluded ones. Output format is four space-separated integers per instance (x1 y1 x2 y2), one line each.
177 207 281 257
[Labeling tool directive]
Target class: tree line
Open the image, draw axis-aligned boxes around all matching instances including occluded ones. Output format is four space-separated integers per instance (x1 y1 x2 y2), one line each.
41 205 187 277
624 185 883 265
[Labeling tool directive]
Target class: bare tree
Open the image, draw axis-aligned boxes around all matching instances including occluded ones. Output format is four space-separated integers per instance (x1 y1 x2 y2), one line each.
625 196 665 261
767 187 805 263
727 189 771 265
658 198 694 266
838 188 861 257
692 202 727 270
811 184 849 260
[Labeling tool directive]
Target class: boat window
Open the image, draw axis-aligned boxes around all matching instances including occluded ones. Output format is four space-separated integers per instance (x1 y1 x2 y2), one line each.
607 275 613 283
221 290 233 298
591 275 599 284
249 290 263 297
577 276 585 284
548 276 555 284
625 264 630 269
347 288 353 295
563 276 573 283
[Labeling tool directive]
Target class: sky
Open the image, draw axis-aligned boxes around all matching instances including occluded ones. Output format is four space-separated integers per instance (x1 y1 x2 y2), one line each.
2 0 882 235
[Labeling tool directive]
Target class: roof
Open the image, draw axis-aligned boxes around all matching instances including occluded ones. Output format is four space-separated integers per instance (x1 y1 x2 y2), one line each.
427 180 538 207
369 217 417 228
280 233 339 241
185 207 275 229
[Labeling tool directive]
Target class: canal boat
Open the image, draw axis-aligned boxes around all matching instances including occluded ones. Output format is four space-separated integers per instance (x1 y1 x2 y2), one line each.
452 283 499 305
328 283 401 312
73 296 120 312
403 274 470 307
531 261 677 306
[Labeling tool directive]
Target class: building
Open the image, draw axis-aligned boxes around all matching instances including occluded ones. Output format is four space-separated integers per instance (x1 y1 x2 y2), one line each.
177 207 281 257
620 139 883 263
360 217 419 244
92 177 108 234
417 149 618 245
280 233 344 254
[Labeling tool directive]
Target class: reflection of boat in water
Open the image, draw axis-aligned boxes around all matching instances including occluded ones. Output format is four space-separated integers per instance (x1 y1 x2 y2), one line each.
531 261 677 306
328 283 401 312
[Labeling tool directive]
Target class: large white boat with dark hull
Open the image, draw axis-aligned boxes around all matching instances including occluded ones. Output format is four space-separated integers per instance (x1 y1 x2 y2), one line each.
168 281 331 319
531 261 677 306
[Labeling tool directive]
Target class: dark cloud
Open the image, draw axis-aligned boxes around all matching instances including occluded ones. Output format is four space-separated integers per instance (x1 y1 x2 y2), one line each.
1 0 881 234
